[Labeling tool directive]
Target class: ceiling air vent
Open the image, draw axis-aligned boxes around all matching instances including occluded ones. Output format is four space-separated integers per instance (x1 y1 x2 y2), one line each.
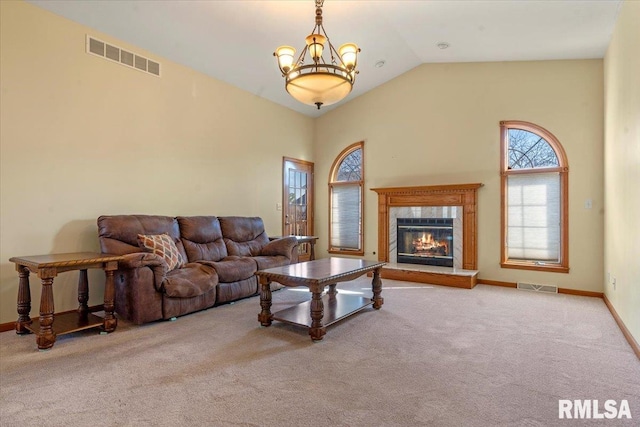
86 35 161 77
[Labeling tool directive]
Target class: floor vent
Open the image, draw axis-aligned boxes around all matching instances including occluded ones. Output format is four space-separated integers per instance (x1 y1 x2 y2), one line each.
86 35 161 77
517 282 558 293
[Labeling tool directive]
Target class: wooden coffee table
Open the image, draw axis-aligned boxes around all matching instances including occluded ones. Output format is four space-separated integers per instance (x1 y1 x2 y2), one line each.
256 257 386 341
9 252 123 350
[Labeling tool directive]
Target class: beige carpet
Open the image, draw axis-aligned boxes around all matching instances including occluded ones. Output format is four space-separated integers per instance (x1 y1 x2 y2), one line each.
1 278 638 426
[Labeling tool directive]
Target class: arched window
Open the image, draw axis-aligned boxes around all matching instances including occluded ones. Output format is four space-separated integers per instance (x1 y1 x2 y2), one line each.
329 141 364 255
500 121 569 272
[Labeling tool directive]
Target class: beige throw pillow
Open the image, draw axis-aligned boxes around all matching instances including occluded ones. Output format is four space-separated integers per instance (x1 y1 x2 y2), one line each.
137 233 185 271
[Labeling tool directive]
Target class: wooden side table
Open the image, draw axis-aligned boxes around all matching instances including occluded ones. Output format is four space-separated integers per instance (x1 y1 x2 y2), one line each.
9 252 123 350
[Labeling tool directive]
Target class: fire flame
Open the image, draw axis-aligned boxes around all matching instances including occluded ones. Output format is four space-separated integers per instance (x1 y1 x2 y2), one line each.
413 232 448 255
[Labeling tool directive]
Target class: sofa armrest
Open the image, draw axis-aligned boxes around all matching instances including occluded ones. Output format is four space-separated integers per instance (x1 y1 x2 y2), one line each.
260 236 298 259
118 252 167 291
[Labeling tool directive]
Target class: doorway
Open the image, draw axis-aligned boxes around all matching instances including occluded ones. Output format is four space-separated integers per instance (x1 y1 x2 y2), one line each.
283 157 314 262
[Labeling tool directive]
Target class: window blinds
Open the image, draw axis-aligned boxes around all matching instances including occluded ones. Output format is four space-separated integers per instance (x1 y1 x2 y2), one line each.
330 184 362 250
507 172 560 261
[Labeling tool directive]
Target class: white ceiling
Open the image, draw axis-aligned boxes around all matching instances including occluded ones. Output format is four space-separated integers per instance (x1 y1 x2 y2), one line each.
28 0 622 118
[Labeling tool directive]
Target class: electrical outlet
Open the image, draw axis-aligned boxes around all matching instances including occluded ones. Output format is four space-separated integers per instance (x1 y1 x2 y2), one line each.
585 199 593 209
276 202 282 211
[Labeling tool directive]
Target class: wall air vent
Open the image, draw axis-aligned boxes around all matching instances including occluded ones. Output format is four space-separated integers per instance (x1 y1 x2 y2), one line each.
517 282 558 293
86 35 161 77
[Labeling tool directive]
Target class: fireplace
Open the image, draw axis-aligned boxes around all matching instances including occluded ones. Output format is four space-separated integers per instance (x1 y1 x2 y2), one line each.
372 184 482 287
397 218 454 267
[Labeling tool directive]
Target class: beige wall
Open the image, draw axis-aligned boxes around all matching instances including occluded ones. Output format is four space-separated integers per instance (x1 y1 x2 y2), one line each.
315 59 605 292
604 0 640 343
0 1 314 324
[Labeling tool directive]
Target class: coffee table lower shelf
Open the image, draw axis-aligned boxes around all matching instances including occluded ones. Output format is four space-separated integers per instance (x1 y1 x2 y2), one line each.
272 293 373 328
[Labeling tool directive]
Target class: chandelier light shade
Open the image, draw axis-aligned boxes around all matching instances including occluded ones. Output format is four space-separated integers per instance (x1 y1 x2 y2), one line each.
274 0 360 109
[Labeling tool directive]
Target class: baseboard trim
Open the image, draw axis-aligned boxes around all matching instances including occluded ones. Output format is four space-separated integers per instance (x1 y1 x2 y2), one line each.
558 288 603 298
477 279 516 288
0 322 14 333
478 278 603 298
0 305 104 334
603 294 640 360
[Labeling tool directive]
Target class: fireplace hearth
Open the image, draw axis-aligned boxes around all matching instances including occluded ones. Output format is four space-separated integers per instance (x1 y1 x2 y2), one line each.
397 218 454 267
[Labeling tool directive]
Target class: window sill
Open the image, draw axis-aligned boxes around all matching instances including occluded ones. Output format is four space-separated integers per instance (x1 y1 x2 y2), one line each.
328 249 365 257
501 261 569 273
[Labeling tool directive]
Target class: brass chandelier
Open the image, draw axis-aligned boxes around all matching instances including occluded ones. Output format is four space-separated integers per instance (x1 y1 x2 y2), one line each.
274 0 360 110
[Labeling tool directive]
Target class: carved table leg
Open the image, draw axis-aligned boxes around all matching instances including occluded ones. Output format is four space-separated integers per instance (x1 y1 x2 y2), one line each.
102 266 118 332
310 242 316 261
37 277 56 350
372 268 384 309
258 278 273 326
327 283 338 296
309 289 326 341
16 266 32 334
77 269 89 318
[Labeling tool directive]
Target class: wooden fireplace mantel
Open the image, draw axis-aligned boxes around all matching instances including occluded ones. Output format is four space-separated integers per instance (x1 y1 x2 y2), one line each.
371 183 483 271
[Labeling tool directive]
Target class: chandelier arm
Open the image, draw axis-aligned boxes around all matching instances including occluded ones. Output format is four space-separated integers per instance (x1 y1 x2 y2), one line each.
294 45 309 69
317 23 338 66
328 37 344 66
317 21 360 73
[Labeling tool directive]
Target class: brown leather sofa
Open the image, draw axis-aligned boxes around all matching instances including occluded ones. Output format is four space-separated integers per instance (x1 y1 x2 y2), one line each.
97 215 298 324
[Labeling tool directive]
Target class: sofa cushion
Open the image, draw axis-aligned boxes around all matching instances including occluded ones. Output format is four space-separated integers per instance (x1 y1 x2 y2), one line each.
137 233 185 271
161 263 218 298
163 288 217 320
199 256 257 283
178 216 228 262
252 255 291 270
216 276 258 304
219 216 270 256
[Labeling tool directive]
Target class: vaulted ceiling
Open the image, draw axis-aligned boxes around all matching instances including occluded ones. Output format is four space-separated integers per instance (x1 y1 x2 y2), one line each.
28 0 622 117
